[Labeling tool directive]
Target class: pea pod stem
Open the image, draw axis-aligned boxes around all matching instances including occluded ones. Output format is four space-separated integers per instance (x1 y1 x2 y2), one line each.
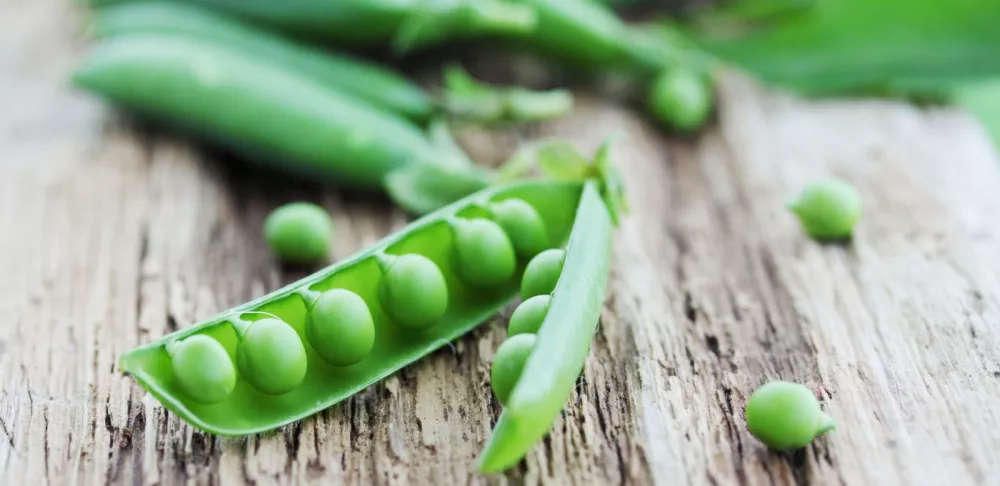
818 413 837 434
478 179 615 473
295 288 323 308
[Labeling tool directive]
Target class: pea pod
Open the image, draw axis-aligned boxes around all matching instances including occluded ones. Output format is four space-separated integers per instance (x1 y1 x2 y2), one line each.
88 1 435 120
72 33 490 193
479 178 615 472
87 2 572 125
509 0 629 68
120 178 603 435
90 0 537 50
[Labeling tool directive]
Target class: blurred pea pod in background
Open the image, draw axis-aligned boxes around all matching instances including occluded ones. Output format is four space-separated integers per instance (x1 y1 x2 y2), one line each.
89 0 540 51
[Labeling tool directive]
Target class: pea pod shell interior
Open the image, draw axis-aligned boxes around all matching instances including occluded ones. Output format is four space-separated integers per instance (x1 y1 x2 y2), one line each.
119 180 586 436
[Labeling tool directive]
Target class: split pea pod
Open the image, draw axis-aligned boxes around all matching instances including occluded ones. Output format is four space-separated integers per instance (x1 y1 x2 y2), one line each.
88 1 434 121
120 178 605 435
72 33 487 191
89 0 538 50
479 178 615 472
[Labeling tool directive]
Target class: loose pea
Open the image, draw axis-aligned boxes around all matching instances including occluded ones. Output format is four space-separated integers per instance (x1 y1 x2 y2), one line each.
263 202 333 264
452 218 517 288
489 198 549 259
168 334 236 404
305 289 376 366
380 254 449 330
508 295 551 337
490 333 537 406
745 381 836 451
647 68 714 132
787 178 862 241
520 248 566 299
236 318 308 395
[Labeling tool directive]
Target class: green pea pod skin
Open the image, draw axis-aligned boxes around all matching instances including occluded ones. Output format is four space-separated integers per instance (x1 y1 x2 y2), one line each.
89 1 435 121
479 180 614 473
119 180 587 436
91 0 536 49
511 0 627 67
72 34 439 189
90 0 410 44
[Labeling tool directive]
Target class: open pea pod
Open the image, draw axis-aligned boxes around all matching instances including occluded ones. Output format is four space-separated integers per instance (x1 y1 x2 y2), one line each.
479 178 616 473
120 179 596 436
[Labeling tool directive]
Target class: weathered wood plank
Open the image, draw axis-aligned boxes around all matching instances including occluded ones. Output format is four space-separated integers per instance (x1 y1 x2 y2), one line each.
3 0 1000 485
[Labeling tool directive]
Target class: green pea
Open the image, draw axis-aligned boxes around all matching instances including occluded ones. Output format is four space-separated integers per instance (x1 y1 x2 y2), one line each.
236 318 308 395
490 333 537 406
508 295 551 337
647 68 713 132
305 289 376 366
489 198 549 259
520 248 565 299
168 334 236 404
263 202 333 264
380 254 449 330
745 381 836 451
452 218 517 288
787 178 862 241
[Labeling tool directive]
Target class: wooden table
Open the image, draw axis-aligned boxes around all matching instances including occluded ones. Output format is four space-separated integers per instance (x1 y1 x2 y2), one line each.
3 2 1000 485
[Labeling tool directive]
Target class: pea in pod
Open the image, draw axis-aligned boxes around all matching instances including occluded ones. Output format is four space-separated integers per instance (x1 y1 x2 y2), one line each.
120 175 617 435
480 178 616 472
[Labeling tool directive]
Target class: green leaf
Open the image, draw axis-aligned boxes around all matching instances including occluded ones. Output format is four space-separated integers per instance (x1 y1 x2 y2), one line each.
953 79 1000 148
689 0 1000 96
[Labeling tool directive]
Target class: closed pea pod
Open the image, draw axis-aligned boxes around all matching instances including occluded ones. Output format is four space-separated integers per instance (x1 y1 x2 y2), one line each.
88 1 435 120
745 381 836 450
90 0 538 49
71 33 470 190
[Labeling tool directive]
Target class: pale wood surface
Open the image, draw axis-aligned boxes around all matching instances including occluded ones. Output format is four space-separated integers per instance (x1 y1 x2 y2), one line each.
4 1 1000 485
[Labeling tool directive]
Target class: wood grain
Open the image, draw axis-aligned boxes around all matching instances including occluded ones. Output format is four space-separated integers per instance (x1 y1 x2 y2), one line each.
3 1 1000 485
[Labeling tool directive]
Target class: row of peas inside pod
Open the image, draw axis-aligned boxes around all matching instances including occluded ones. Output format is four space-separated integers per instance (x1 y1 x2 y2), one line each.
167 198 554 403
